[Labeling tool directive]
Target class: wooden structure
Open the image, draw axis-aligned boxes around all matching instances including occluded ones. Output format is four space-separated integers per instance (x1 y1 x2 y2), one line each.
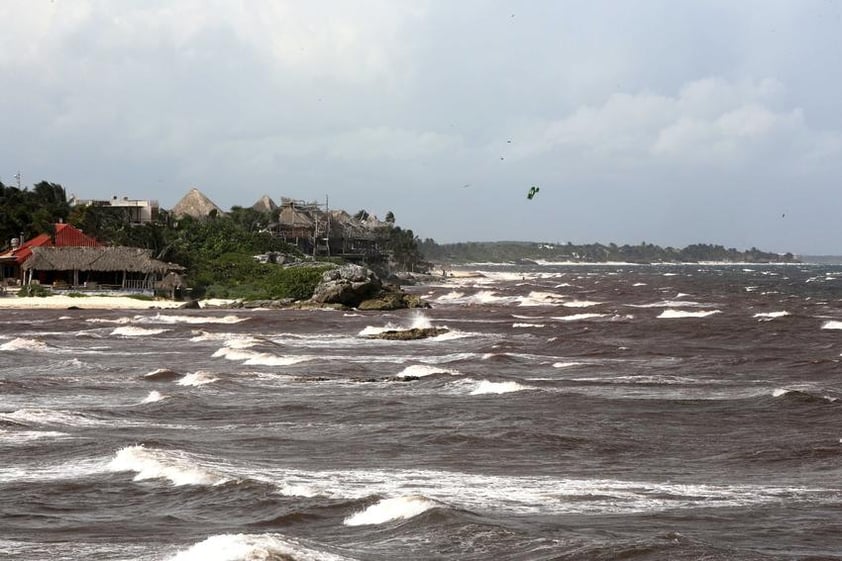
21 246 184 291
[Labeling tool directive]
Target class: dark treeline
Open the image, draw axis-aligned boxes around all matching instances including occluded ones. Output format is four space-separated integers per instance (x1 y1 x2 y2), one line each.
419 240 798 264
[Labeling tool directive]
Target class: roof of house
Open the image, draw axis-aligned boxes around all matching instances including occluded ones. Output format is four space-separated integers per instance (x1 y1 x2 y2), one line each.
22 246 184 274
170 187 224 218
0 223 101 265
251 194 278 212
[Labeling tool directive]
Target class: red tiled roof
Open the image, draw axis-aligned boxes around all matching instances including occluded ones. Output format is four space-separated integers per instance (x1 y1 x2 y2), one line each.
0 223 101 265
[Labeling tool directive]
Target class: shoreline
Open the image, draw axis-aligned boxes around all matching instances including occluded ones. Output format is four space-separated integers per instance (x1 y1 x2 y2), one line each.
0 292 192 310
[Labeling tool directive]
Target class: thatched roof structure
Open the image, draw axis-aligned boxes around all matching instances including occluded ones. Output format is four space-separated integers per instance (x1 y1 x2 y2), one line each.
278 203 317 228
171 188 224 219
251 194 278 212
328 210 375 240
22 246 184 274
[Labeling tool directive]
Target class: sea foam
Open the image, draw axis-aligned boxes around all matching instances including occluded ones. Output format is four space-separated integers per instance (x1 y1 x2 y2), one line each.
821 321 842 330
658 309 721 319
0 337 52 352
344 495 438 526
754 311 790 320
111 326 168 337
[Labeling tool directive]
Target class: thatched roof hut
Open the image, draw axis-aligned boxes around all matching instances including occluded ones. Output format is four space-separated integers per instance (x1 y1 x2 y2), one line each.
23 246 182 274
171 187 224 219
251 194 278 213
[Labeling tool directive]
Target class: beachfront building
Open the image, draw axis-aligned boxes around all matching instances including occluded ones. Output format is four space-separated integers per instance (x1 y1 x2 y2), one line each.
0 223 101 285
69 195 159 224
21 246 184 292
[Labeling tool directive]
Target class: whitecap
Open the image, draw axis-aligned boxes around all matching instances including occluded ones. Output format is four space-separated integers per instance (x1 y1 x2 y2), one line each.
111 326 168 337
754 311 790 320
344 495 438 526
562 300 602 308
553 361 583 368
516 291 565 306
139 313 248 325
658 309 721 319
108 445 229 486
167 533 353 561
470 380 529 395
140 390 167 404
177 371 219 386
395 364 459 378
0 337 52 352
551 313 607 321
0 408 101 427
243 354 312 367
512 323 546 328
821 320 842 330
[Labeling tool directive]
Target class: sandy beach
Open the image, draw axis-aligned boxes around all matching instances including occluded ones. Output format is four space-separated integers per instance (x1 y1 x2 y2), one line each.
0 292 190 310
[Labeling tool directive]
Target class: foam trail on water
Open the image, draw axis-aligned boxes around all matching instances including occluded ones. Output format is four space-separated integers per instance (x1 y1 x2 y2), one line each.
552 313 607 321
111 326 169 337
344 495 438 526
658 309 721 319
754 311 790 320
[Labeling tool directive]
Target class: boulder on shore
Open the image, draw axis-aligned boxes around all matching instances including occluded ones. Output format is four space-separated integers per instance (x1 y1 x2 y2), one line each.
309 265 429 310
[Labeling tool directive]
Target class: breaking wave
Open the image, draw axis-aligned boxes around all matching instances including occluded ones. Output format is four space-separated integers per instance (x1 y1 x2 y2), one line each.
108 445 230 486
344 495 439 526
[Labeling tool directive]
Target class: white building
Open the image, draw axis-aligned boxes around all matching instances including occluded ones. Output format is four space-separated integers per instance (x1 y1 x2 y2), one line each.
69 195 159 224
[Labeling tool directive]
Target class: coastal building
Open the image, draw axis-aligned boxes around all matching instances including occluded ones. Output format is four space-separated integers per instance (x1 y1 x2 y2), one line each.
68 195 159 224
21 246 183 292
0 223 101 284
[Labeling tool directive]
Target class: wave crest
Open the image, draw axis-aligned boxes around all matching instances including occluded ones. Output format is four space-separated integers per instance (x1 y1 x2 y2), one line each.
344 495 438 526
108 445 230 486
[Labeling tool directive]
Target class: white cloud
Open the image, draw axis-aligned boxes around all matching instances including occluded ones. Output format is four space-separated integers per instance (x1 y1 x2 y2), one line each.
518 77 840 169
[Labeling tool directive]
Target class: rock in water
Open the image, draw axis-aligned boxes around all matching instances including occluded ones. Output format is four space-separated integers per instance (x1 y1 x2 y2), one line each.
366 327 449 340
310 264 383 307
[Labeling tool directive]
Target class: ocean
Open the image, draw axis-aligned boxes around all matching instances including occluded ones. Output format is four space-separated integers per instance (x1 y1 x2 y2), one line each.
2 263 841 560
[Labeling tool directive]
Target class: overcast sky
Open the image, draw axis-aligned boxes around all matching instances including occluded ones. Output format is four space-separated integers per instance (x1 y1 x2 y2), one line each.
2 1 841 254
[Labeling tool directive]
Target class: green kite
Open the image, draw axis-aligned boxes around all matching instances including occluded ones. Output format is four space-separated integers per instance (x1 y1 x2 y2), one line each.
527 186 540 200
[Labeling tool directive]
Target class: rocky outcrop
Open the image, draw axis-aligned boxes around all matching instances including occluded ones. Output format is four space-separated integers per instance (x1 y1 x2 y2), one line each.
310 264 382 307
358 286 430 310
366 327 449 340
309 264 430 310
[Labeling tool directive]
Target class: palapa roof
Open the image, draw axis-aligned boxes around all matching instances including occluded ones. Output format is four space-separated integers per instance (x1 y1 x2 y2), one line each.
170 187 224 218
277 203 317 228
251 194 278 212
22 246 184 274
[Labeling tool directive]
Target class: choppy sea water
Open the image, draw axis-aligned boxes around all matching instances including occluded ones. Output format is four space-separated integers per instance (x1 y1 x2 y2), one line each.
2 263 842 561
